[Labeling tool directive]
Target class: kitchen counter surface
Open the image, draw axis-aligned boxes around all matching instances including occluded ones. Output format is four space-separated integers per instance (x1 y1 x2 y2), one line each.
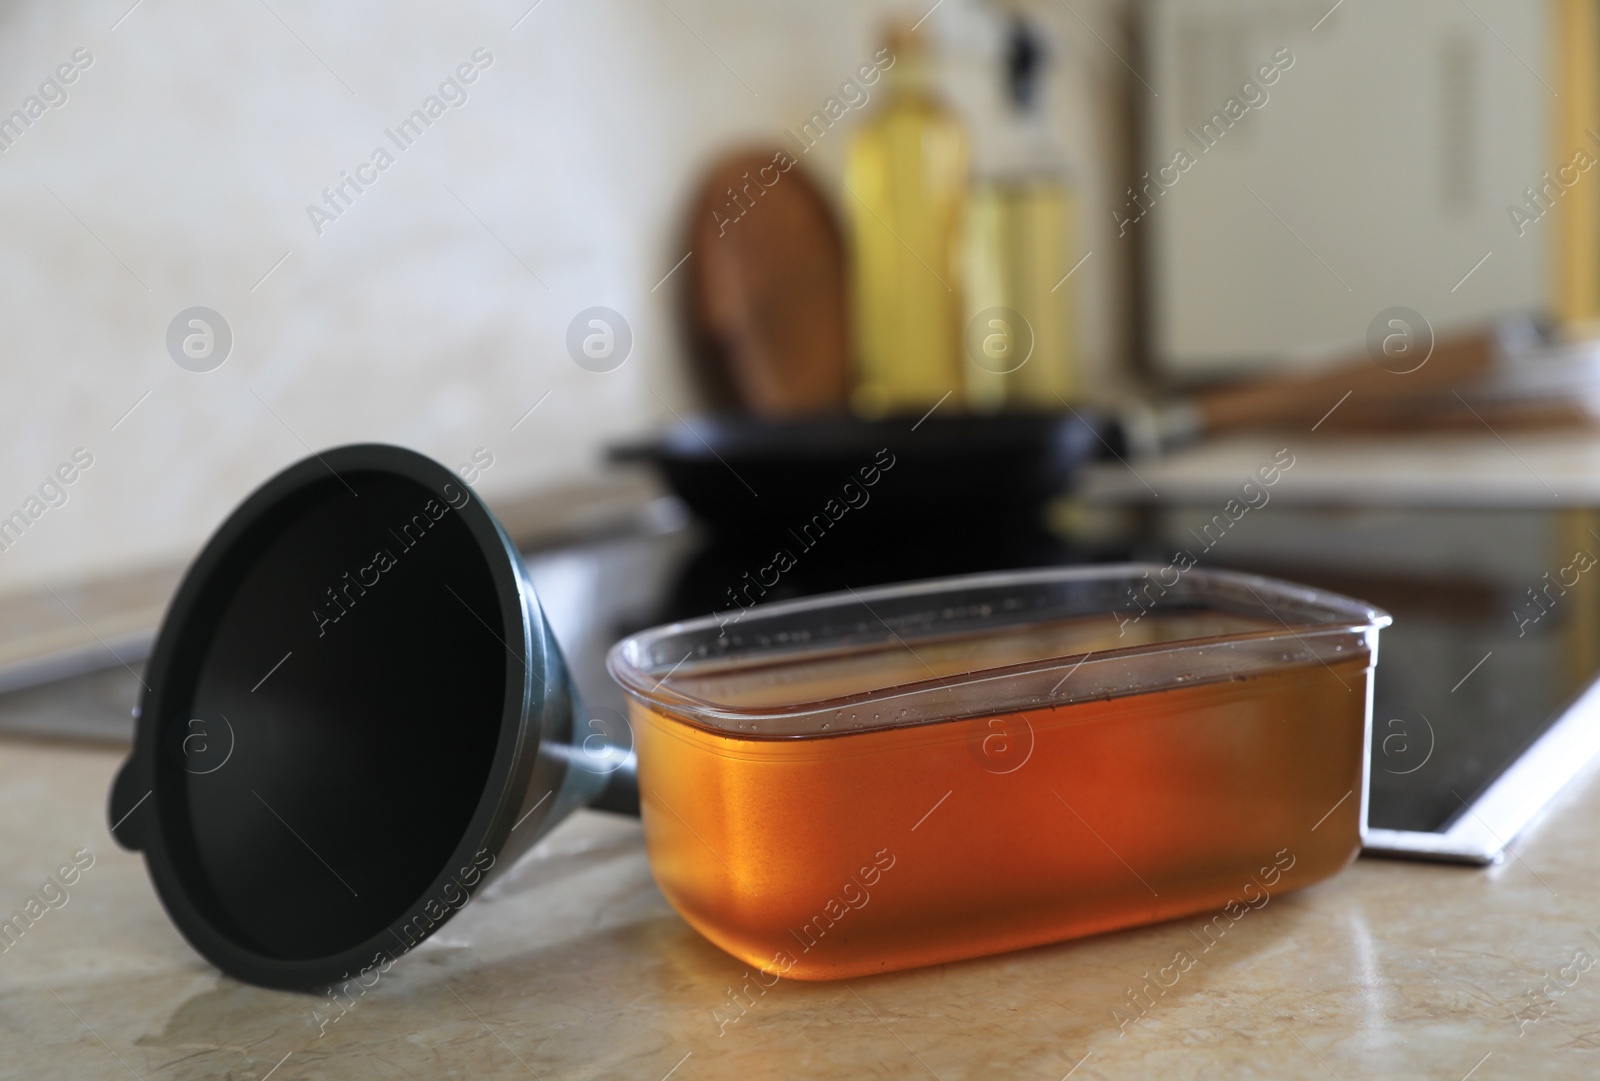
1078 431 1600 508
3 734 1599 1080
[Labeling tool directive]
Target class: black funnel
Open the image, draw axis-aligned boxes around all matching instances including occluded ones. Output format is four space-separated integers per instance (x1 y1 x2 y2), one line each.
108 444 637 989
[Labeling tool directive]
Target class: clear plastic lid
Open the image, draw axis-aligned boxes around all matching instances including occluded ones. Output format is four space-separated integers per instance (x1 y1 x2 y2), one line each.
607 565 1391 739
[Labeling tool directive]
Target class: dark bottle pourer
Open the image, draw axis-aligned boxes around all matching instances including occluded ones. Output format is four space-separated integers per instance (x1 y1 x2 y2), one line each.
1005 13 1046 112
108 444 638 990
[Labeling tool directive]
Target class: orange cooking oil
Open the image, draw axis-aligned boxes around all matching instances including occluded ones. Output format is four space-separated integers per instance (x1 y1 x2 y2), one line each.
630 651 1369 980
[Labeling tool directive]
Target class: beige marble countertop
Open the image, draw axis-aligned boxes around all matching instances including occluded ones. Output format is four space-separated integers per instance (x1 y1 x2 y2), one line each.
3 737 1599 1080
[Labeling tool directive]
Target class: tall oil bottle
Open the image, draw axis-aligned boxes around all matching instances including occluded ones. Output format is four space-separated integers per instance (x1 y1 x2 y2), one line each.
965 12 1081 410
845 22 970 416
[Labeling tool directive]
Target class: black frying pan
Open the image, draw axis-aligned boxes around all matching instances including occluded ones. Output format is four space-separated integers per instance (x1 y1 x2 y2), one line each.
609 411 1115 537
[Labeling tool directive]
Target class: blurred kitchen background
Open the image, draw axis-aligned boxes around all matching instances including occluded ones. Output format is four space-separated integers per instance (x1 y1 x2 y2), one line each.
9 0 1600 825
0 0 1130 601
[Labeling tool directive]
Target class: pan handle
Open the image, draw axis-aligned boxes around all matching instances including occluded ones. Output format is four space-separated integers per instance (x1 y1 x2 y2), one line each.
1188 313 1550 436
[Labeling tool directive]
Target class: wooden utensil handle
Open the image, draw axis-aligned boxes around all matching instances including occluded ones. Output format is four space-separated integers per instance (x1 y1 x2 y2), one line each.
1193 326 1501 433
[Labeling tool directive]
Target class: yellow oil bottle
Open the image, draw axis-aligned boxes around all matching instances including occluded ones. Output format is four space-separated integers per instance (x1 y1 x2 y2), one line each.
965 14 1081 410
844 23 969 416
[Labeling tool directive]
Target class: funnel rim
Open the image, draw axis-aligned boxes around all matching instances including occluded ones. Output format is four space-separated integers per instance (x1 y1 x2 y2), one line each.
120 443 539 989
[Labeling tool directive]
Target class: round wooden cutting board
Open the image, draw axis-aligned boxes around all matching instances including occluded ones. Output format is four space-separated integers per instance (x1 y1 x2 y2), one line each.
682 147 852 418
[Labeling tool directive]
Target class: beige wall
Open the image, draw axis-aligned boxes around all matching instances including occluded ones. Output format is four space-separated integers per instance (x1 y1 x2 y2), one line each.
0 0 1130 596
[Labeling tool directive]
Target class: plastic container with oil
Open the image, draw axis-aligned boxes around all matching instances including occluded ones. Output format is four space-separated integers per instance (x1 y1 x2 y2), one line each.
608 565 1389 980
